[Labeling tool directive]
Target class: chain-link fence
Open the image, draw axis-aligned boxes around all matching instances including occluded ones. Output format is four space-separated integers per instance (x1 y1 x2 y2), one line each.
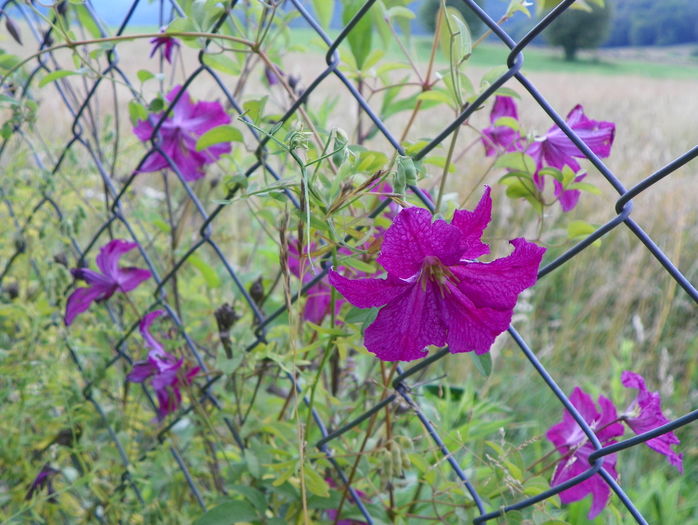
1 0 697 523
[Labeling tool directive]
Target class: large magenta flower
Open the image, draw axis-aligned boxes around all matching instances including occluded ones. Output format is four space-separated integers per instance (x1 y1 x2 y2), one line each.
526 105 615 192
482 96 524 156
149 33 180 64
621 371 683 471
127 310 200 421
133 86 231 181
65 239 151 326
546 387 625 520
329 187 545 362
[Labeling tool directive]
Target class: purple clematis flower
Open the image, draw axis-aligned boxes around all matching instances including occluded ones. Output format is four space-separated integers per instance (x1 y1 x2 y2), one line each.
621 371 683 471
133 86 231 181
149 33 180 64
329 187 545 362
25 464 60 502
127 310 200 421
546 387 625 520
526 105 615 192
65 239 151 326
482 96 524 156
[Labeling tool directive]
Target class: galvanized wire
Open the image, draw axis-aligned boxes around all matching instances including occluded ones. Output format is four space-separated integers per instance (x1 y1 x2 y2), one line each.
1 0 696 523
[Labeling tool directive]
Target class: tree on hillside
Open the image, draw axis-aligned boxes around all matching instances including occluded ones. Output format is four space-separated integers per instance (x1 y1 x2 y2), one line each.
420 0 486 36
544 3 612 61
606 0 698 46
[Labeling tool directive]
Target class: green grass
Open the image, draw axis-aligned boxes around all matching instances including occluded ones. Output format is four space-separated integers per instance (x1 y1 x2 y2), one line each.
465 43 698 79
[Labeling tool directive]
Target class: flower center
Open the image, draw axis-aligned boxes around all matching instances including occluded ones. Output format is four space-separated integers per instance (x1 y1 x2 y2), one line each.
419 256 457 295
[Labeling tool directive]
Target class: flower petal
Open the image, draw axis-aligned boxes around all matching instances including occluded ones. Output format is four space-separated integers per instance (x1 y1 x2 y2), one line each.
126 360 157 383
596 394 625 442
450 238 545 310
621 371 683 471
363 280 447 361
377 207 463 279
64 285 113 326
140 310 166 352
552 443 617 520
186 100 232 135
546 387 599 452
442 282 513 355
329 270 409 309
450 186 492 259
553 172 586 212
115 267 152 293
490 95 518 123
95 239 138 277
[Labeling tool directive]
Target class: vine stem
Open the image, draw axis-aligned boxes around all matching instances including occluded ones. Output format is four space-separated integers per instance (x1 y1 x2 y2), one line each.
333 363 399 525
434 124 461 215
0 31 255 86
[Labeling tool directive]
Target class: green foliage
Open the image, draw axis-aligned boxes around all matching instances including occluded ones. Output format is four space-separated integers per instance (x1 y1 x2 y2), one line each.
420 0 487 37
0 0 695 523
544 2 612 61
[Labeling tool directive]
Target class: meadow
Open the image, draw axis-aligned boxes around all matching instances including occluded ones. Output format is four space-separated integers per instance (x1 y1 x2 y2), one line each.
1 3 697 523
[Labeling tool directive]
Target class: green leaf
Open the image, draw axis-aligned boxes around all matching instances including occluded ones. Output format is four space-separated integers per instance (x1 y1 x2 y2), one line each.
470 351 492 377
188 253 221 288
494 152 536 174
195 125 242 151
345 306 379 325
303 465 330 498
38 69 80 88
202 53 241 76
493 116 519 131
74 4 102 39
311 0 333 29
438 7 472 65
340 256 375 274
342 0 373 70
387 6 416 20
567 220 598 241
192 500 258 525
128 100 148 125
416 89 454 106
568 182 601 195
242 97 268 125
137 69 155 83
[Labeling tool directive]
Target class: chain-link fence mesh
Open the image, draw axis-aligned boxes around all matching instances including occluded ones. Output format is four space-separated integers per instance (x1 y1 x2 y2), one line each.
1 0 697 523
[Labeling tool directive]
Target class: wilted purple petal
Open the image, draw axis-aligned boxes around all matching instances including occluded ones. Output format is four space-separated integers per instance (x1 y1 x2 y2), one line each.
149 34 180 64
26 464 60 502
621 371 683 471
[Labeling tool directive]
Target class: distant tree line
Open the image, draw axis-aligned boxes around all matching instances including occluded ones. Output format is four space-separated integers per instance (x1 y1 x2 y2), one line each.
605 0 698 46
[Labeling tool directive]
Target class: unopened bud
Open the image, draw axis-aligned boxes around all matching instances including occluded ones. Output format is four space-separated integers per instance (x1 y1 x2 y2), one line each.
248 277 264 308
